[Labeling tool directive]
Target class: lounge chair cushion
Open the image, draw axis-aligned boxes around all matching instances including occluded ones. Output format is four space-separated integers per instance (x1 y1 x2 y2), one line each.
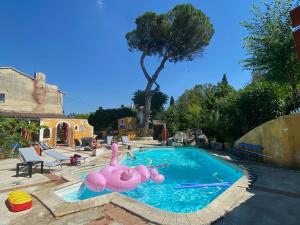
19 147 61 168
45 149 86 163
121 136 130 144
45 149 70 161
106 136 113 145
19 147 42 162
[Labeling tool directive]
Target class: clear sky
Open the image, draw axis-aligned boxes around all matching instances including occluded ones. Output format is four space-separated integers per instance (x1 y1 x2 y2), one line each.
0 0 261 114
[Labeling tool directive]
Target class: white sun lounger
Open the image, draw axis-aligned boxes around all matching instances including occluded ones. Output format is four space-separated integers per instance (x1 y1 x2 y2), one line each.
44 149 86 164
121 136 134 145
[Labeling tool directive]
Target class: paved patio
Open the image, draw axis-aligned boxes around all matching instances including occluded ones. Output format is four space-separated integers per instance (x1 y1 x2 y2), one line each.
0 145 299 225
214 162 300 225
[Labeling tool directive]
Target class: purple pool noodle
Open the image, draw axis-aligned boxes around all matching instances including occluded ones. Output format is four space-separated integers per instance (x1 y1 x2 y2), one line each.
174 182 232 189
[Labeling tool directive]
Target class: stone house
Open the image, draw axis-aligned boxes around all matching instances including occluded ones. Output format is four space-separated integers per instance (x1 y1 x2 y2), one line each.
0 67 64 117
0 67 93 147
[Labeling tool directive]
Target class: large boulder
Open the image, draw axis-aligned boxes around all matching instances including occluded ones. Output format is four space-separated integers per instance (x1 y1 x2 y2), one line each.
169 130 196 146
195 129 209 148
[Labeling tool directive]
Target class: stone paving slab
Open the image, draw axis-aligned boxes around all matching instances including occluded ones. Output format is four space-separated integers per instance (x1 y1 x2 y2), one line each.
0 169 51 192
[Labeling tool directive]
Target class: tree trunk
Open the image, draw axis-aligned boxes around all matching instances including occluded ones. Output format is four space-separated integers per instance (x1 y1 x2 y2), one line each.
141 86 153 136
288 72 299 109
139 52 168 137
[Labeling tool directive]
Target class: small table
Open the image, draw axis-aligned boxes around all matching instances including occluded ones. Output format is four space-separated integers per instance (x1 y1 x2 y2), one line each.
92 148 103 157
16 161 44 178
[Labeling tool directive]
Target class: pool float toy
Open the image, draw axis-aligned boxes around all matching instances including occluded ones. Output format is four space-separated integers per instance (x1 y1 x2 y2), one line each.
85 143 164 192
174 182 232 189
7 190 32 212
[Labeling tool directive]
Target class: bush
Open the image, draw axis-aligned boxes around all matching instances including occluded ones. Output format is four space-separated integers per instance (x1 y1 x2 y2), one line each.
88 107 136 131
0 118 39 159
236 81 285 130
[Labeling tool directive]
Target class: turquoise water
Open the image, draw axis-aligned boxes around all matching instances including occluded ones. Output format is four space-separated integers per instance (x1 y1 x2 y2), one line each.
56 147 243 213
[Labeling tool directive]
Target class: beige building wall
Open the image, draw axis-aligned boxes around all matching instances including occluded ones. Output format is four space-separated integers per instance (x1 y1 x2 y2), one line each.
0 67 64 116
235 113 300 169
40 118 94 147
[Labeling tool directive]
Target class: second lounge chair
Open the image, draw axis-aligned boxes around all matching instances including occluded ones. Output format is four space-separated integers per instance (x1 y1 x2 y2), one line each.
44 149 86 164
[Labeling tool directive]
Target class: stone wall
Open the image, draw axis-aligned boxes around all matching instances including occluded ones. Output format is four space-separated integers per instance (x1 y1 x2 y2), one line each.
40 118 94 147
0 67 64 116
235 113 300 168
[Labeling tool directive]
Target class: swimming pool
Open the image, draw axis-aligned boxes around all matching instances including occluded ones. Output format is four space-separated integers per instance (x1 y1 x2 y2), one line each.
55 147 243 213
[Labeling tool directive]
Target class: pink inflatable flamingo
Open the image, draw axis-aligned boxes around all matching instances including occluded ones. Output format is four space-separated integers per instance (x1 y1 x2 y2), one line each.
85 143 164 192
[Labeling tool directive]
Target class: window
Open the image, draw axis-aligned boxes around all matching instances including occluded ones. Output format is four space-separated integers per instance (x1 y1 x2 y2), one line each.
0 93 5 103
79 125 85 132
74 125 79 131
43 128 51 139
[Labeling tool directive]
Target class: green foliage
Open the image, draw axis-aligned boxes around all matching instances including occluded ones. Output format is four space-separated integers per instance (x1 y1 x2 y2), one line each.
126 4 214 62
165 106 178 136
132 90 168 117
169 96 175 107
236 81 285 129
69 113 90 119
217 81 286 141
241 0 300 107
216 92 241 142
215 74 234 98
88 107 136 131
175 85 202 130
175 83 224 131
161 74 289 143
0 118 42 158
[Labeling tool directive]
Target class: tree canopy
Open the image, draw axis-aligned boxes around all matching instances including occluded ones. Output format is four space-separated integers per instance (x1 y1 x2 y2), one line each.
169 96 175 107
126 3 214 135
242 0 300 107
126 4 214 62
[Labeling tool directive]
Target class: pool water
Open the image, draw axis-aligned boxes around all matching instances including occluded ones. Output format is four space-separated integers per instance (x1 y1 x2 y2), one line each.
56 147 243 213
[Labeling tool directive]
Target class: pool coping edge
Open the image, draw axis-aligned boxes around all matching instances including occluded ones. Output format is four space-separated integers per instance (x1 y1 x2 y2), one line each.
32 148 252 224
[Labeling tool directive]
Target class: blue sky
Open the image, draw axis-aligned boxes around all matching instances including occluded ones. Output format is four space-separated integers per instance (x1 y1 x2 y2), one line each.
0 0 261 114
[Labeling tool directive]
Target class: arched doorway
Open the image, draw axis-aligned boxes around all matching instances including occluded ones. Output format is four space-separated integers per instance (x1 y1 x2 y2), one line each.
56 122 69 146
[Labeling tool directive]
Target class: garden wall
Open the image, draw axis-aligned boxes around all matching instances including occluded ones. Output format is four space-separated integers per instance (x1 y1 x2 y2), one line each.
235 113 300 168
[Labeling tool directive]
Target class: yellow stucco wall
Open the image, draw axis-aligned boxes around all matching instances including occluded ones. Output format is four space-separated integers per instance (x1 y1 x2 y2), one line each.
118 117 137 131
40 118 94 147
235 113 300 168
118 117 136 140
118 117 137 140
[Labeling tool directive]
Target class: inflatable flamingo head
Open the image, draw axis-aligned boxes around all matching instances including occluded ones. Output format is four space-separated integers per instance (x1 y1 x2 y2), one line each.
120 168 135 181
85 172 106 192
110 142 119 166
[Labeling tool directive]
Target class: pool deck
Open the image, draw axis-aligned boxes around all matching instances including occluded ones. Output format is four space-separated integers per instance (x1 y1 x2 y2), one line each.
1 143 300 225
